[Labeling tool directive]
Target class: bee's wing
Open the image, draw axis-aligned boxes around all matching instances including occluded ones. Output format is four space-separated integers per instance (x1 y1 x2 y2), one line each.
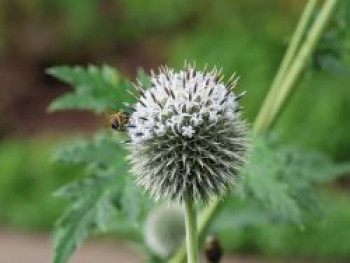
104 108 116 116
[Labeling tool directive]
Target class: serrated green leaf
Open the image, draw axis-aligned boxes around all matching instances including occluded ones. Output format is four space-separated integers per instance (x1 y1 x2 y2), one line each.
49 93 112 113
53 173 121 263
121 178 151 225
47 65 133 113
315 54 350 76
241 137 350 224
53 170 152 263
245 171 302 224
54 168 117 201
52 131 153 263
215 200 271 231
96 198 117 232
53 132 128 172
54 199 94 263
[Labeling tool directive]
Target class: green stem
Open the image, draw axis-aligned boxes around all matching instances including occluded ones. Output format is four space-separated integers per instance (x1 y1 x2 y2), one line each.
184 196 198 263
267 0 338 129
169 1 338 262
170 199 222 263
253 0 319 134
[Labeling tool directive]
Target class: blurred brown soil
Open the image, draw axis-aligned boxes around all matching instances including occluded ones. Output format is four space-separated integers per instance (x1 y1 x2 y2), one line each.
0 228 143 263
0 48 163 138
0 19 165 138
0 56 100 137
0 228 293 263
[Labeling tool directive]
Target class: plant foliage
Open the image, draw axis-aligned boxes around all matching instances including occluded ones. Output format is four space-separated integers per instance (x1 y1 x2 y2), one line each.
49 65 350 263
53 172 119 263
220 137 350 228
52 133 151 263
47 65 133 113
313 0 350 76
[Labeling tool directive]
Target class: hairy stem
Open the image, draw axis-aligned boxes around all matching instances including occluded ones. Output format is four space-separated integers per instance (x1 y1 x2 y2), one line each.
169 0 338 262
253 0 319 134
184 196 198 263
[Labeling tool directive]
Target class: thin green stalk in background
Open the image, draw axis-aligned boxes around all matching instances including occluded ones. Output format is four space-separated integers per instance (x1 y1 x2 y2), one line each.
266 0 338 129
253 0 319 134
184 197 199 263
169 0 339 262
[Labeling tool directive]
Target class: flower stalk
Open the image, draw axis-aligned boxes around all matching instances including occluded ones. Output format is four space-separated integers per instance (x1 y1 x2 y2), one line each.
264 0 338 130
169 0 339 262
184 196 198 263
253 0 319 134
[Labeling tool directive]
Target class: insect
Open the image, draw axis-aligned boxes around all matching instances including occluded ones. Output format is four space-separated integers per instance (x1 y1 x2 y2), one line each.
205 235 223 263
106 111 131 131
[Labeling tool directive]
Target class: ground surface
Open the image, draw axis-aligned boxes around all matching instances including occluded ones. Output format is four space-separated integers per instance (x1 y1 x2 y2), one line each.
0 228 143 263
0 228 272 263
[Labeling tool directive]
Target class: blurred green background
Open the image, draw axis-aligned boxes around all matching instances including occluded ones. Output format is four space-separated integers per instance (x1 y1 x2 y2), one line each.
0 0 349 262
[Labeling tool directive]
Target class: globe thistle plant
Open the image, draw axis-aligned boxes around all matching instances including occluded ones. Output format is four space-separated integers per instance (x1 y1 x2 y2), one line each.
127 63 247 263
127 63 248 202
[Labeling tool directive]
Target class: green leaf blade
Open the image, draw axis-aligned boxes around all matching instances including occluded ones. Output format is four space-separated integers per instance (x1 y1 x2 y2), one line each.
47 65 133 113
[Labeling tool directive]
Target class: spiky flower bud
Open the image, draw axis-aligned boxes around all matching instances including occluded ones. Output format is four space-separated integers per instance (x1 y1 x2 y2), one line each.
144 204 185 258
127 64 247 202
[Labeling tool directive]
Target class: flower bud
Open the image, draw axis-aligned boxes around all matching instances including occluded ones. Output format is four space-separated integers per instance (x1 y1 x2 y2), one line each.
144 204 185 258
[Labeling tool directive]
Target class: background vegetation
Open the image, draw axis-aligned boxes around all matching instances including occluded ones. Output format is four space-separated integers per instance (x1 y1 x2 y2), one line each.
0 0 349 262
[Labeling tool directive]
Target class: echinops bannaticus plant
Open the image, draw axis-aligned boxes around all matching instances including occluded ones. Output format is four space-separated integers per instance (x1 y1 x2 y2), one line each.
126 63 248 263
127 63 248 202
48 1 341 262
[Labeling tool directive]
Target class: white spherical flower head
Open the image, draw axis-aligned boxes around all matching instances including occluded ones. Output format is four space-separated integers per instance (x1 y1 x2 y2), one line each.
127 64 247 202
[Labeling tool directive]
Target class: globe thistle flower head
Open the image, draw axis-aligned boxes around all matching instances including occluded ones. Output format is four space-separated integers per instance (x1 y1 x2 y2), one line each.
127 63 247 202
